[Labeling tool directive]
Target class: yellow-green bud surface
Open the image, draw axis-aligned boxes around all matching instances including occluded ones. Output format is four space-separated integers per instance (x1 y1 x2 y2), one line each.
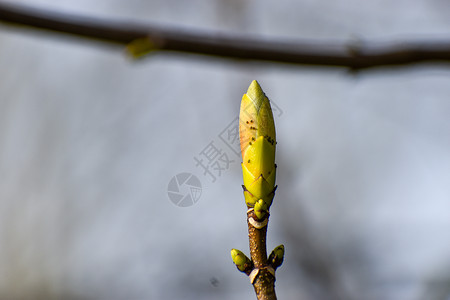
239 80 276 209
126 37 156 59
231 248 252 272
268 244 285 269
254 199 268 220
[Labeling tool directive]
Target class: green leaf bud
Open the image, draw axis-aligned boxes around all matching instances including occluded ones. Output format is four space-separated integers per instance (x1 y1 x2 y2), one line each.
268 244 285 269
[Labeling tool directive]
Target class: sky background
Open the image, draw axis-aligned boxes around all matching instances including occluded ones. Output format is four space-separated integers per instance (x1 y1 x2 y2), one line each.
1 1 450 300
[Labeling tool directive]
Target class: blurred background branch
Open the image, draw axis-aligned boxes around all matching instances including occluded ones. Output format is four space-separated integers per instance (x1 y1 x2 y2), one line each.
2 1 450 70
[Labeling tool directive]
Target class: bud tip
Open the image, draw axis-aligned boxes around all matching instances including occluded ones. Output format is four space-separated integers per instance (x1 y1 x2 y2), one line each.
246 80 265 112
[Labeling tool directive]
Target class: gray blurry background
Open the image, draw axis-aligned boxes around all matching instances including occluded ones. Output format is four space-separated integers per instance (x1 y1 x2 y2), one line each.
1 1 450 300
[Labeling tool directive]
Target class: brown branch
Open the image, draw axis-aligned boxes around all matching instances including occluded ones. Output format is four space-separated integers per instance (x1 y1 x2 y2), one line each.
2 2 450 70
247 210 277 300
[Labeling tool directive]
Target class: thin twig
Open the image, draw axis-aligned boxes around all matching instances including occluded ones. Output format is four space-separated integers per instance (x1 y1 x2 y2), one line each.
1 2 450 70
247 210 276 300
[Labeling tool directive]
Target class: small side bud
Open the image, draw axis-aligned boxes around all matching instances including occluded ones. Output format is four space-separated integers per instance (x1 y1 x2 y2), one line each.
231 249 253 274
268 244 285 269
254 199 268 220
126 37 156 59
